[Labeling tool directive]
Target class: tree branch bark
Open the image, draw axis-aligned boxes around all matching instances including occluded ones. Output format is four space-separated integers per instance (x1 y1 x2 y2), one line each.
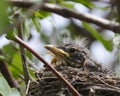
9 0 120 33
15 13 30 86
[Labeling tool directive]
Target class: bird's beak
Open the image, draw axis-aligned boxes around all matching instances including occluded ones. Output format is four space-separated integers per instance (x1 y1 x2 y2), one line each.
44 45 69 57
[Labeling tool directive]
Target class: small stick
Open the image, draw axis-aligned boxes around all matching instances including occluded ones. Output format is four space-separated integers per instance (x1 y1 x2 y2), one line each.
15 13 30 86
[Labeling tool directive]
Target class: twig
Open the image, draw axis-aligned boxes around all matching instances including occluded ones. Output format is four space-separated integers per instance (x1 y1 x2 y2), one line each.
2 0 47 35
0 50 19 89
90 73 120 91
9 0 120 33
15 13 30 86
14 35 81 96
0 60 20 89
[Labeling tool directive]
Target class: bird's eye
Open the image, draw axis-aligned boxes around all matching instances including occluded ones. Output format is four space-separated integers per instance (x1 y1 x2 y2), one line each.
68 47 76 53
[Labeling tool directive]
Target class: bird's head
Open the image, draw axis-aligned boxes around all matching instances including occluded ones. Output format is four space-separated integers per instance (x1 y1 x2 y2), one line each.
44 43 90 68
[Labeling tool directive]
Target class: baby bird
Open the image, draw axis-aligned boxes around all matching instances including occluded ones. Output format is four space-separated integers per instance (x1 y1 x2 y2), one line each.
44 43 107 72
26 43 120 96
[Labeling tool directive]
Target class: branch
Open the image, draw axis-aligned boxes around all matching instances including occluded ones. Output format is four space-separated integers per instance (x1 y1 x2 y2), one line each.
0 50 19 89
14 35 81 96
10 0 120 33
15 13 30 86
2 0 46 35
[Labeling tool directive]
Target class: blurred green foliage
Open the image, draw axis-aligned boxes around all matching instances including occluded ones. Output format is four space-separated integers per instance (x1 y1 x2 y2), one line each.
64 0 96 8
0 76 20 96
0 0 9 35
83 22 113 51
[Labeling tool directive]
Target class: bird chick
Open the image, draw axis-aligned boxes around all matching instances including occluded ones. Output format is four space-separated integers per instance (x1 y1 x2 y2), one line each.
45 43 107 72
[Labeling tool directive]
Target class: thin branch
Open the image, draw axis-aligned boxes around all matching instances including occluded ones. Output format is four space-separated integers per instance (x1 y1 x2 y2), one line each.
0 50 19 88
115 0 120 20
0 61 20 89
9 0 120 33
42 4 120 33
14 35 81 96
15 13 30 86
2 0 46 35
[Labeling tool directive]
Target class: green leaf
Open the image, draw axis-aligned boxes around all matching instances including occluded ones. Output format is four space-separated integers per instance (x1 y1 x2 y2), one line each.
0 0 9 35
113 33 120 48
10 53 23 78
10 89 20 96
23 20 31 37
26 50 33 60
6 30 15 40
61 1 74 8
34 11 51 19
82 22 113 51
0 76 20 96
3 43 17 58
12 53 22 68
32 17 41 32
65 0 96 8
0 76 11 96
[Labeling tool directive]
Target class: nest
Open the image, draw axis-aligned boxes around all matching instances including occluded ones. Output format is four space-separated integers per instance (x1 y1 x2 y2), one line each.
26 65 120 96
